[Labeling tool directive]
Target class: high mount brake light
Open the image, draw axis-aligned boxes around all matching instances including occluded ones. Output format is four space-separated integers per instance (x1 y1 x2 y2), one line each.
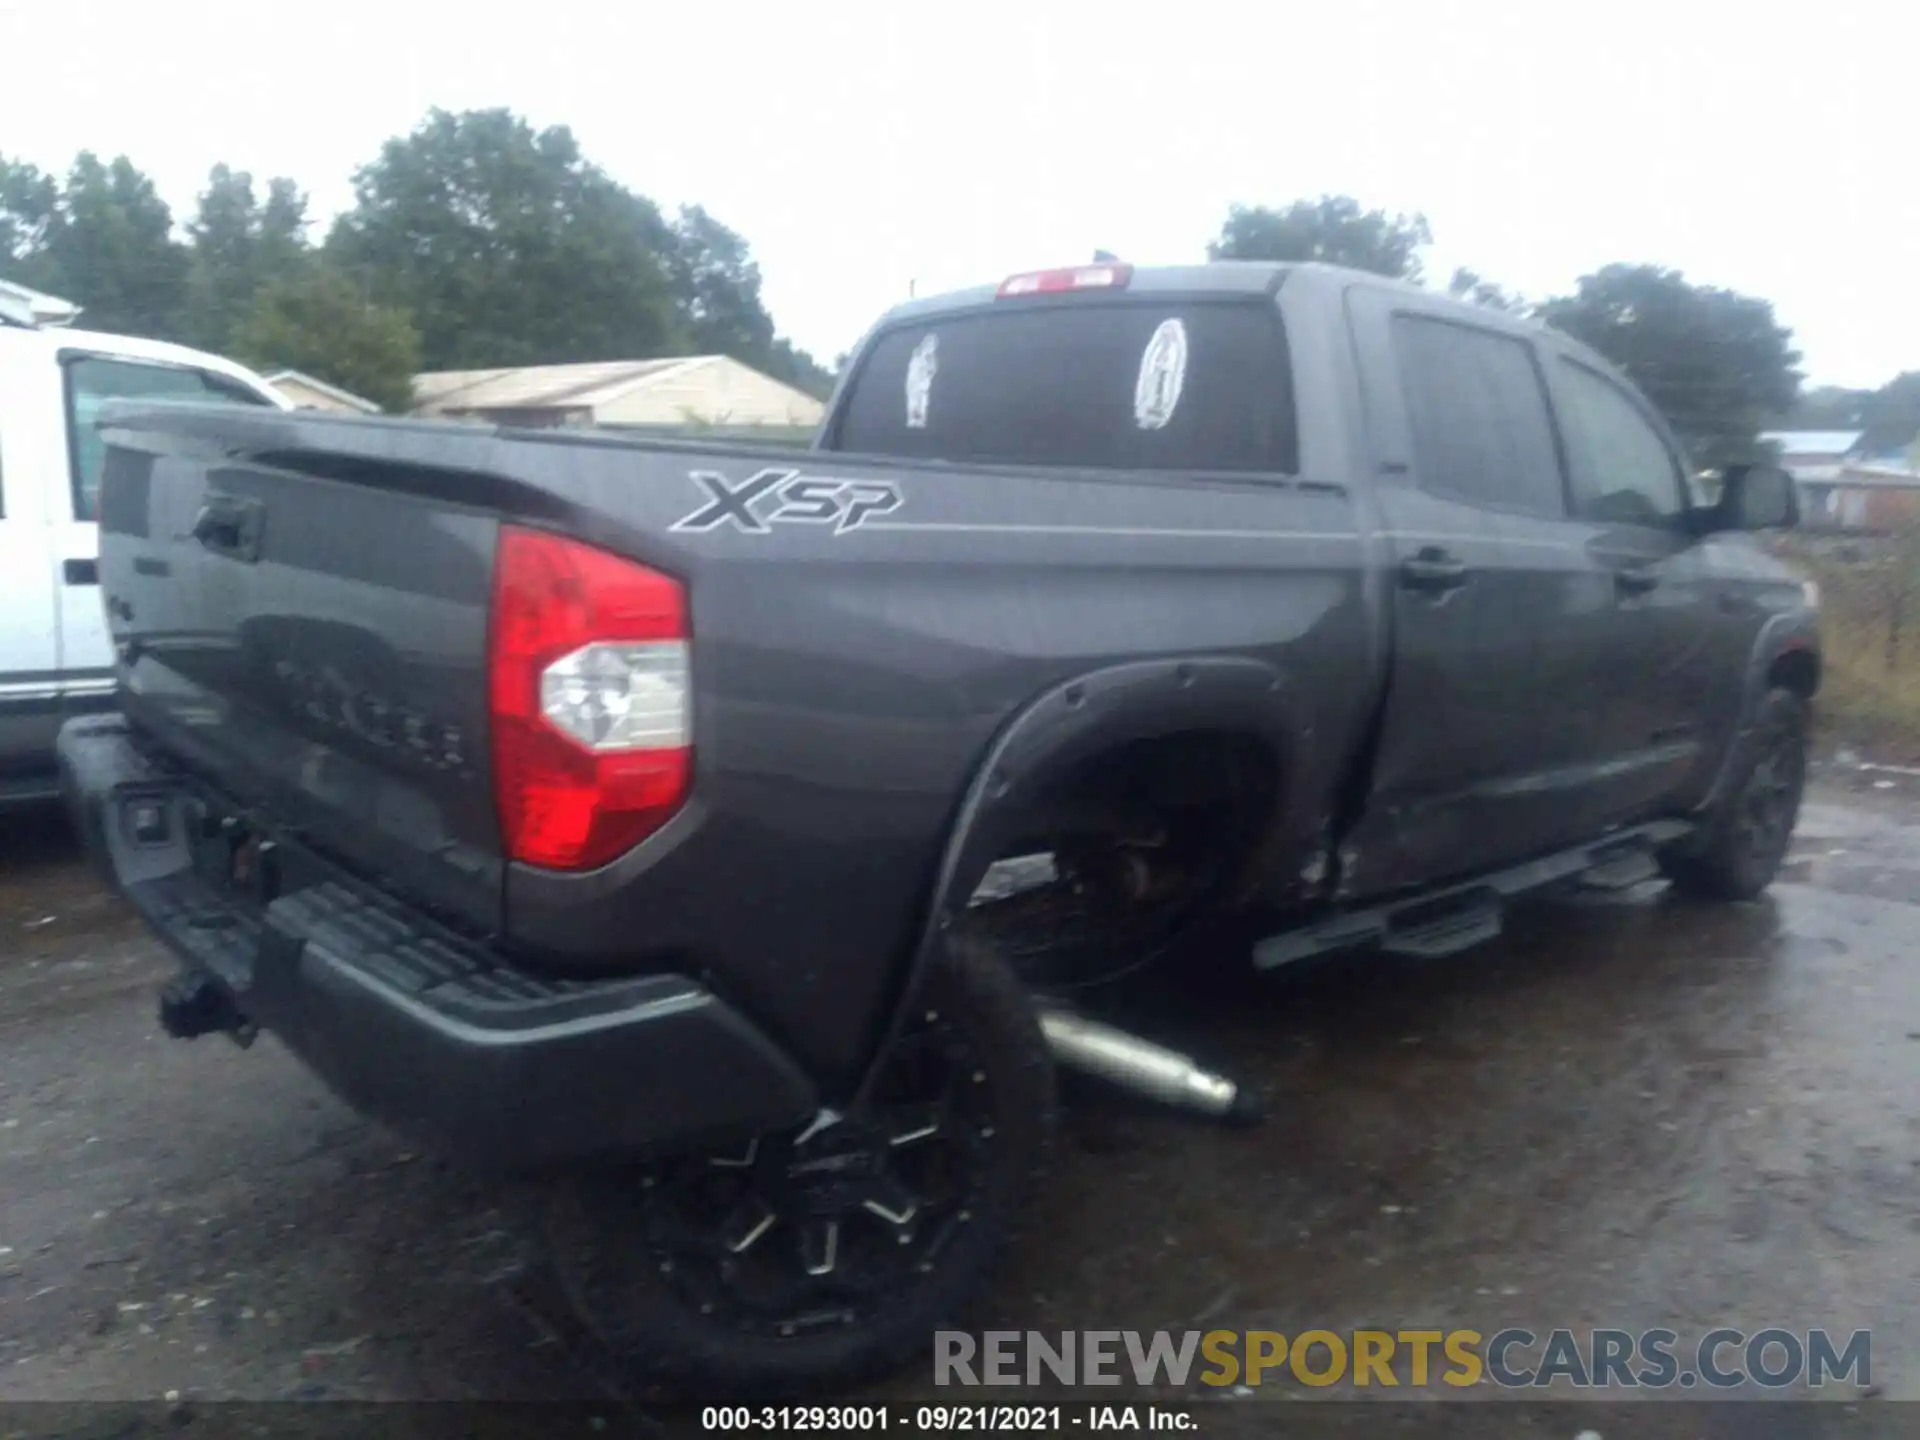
489 526 691 871
996 264 1133 298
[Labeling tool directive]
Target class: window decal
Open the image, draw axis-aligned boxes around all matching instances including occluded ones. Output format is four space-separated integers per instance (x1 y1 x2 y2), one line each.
905 333 938 429
1134 318 1188 430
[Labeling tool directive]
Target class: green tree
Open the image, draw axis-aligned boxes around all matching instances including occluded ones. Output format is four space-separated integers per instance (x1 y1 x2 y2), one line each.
1780 384 1872 432
327 108 682 370
232 263 421 413
0 156 65 295
1446 266 1529 314
1538 264 1802 472
258 177 310 274
180 167 261 350
41 152 188 337
664 204 833 396
765 338 834 399
178 166 314 352
1859 372 1920 459
668 205 775 359
1209 196 1432 282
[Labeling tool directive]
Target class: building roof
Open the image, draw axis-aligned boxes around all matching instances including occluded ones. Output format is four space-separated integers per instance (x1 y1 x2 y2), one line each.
412 357 712 414
265 369 382 414
1761 429 1865 457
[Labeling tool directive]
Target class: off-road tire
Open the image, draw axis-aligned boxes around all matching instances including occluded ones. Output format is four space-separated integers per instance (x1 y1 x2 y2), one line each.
1660 687 1809 901
540 929 1056 1396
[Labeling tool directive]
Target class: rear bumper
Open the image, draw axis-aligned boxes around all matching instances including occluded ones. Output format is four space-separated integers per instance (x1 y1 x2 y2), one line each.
57 715 819 1172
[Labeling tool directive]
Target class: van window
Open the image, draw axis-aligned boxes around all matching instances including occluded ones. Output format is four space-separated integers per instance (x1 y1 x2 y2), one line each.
63 356 271 519
828 300 1297 474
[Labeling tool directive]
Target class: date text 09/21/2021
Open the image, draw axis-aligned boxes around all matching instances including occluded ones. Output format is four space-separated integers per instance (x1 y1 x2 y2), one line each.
701 1404 1194 1432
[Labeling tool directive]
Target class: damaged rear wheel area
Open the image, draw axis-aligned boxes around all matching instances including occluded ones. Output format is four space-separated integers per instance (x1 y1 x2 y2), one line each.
963 730 1283 993
965 732 1282 1120
538 930 1055 1396
538 733 1274 1392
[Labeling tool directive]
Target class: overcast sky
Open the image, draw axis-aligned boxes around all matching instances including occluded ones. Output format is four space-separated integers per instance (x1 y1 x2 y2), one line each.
5 0 1908 388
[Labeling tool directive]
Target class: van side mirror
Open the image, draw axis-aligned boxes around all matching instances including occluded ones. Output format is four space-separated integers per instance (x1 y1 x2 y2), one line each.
1706 463 1798 532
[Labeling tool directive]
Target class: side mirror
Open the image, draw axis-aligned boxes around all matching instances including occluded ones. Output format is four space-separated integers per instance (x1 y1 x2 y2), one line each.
1708 463 1798 532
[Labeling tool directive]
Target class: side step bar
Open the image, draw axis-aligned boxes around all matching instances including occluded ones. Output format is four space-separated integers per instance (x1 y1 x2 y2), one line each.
1254 819 1692 971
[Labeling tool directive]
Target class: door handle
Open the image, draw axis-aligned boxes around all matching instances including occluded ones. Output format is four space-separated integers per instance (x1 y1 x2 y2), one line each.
192 495 264 563
1613 563 1660 596
1398 547 1470 594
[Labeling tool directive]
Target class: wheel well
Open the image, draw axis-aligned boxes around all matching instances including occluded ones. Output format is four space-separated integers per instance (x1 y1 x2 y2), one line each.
958 730 1285 988
1768 647 1820 699
997 729 1283 880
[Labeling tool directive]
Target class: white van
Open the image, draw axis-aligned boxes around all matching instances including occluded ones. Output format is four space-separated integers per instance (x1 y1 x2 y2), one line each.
0 309 288 805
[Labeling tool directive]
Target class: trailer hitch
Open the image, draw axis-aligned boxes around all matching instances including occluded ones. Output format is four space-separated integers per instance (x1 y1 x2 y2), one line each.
158 972 257 1048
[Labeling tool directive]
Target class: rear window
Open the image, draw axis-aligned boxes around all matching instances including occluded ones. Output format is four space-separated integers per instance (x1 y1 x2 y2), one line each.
829 300 1297 474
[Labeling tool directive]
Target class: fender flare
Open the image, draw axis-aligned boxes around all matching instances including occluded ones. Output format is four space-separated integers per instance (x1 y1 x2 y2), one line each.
852 655 1312 1100
1697 609 1821 816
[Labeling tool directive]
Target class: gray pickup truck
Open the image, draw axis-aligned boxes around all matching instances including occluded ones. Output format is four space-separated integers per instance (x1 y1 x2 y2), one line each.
59 260 1817 1393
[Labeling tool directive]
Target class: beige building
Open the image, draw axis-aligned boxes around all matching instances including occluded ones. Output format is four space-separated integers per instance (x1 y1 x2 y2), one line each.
265 370 382 414
1799 464 1920 533
411 355 824 432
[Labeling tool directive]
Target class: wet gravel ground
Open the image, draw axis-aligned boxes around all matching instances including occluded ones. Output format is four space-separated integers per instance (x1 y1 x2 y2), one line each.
0 762 1915 1429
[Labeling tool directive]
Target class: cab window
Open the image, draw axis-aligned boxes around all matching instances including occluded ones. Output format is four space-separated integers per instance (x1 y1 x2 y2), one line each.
1553 359 1688 527
1392 314 1565 517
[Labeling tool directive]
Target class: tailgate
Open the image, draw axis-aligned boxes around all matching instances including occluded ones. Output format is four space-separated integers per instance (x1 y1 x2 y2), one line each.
96 407 503 934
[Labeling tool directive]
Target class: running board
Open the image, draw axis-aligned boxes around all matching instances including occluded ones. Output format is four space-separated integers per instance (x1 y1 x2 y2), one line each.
1383 899 1502 959
1253 819 1692 971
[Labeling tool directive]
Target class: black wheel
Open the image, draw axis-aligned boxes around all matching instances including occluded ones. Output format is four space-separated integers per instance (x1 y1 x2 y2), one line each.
540 931 1056 1396
1661 687 1809 901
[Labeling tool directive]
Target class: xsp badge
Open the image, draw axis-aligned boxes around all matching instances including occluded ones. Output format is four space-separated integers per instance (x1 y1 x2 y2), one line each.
672 468 903 535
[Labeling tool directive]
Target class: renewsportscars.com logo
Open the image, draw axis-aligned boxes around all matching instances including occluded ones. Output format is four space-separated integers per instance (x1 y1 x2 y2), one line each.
934 1328 1872 1391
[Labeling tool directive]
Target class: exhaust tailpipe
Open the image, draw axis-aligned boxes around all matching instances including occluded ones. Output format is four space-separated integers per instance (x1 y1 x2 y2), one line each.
1038 1008 1263 1126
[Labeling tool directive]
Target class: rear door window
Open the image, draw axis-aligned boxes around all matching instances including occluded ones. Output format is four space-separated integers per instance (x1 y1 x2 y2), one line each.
63 356 272 519
830 301 1297 474
1391 314 1566 517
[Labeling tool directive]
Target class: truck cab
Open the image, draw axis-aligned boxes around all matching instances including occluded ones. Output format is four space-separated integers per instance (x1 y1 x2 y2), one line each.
0 314 286 805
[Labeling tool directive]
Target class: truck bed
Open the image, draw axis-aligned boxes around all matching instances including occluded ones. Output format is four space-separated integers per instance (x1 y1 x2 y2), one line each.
93 402 1373 1082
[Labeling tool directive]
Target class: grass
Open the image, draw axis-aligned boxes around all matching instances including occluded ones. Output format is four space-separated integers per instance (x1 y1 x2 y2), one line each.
1785 544 1920 762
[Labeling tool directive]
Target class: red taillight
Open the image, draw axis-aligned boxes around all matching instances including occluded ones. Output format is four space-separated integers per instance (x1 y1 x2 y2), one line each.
489 526 692 871
997 263 1133 298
